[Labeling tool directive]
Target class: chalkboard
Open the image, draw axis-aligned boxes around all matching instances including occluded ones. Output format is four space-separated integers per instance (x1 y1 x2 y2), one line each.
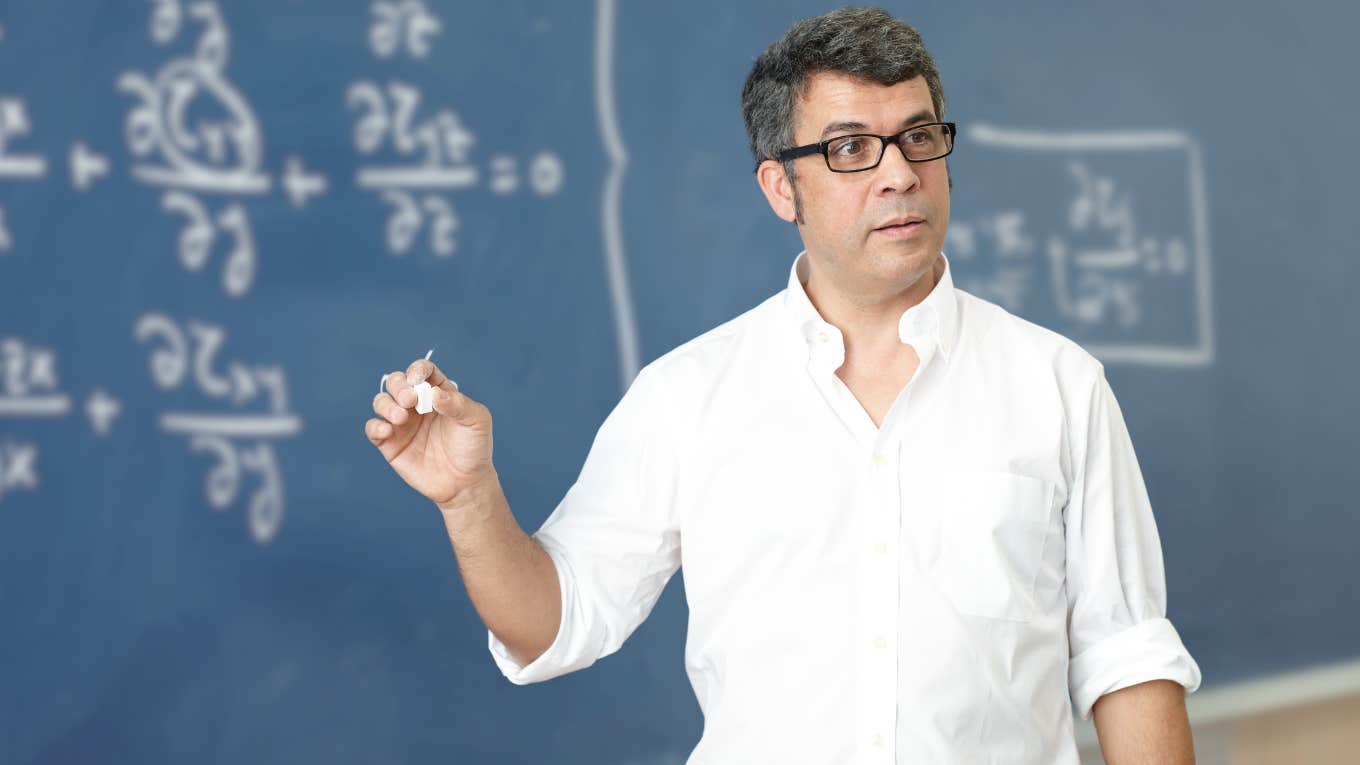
2 1 1355 763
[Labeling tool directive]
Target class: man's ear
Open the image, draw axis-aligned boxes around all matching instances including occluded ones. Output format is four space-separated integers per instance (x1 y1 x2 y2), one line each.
756 160 798 223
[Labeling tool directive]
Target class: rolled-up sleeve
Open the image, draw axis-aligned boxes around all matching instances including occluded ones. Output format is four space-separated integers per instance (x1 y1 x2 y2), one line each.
1064 364 1202 720
488 363 683 684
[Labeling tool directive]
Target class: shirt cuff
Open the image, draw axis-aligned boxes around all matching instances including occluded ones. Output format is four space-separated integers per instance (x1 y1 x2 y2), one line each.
1069 617 1203 721
486 538 581 685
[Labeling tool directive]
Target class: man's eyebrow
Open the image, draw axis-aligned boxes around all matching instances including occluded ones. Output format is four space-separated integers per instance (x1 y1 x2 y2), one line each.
818 120 869 140
817 110 937 141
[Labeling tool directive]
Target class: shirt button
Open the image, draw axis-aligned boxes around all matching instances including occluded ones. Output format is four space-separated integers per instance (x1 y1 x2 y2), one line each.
873 452 888 467
873 636 887 650
818 331 829 343
872 734 884 747
872 542 888 554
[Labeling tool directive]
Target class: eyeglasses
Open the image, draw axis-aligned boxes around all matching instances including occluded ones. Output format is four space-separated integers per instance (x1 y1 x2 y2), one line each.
775 121 956 173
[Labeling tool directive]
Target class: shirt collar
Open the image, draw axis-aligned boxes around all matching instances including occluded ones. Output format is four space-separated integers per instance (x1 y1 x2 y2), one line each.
781 249 959 365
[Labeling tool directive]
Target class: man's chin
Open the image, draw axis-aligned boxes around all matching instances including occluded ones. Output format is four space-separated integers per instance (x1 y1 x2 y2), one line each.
865 237 935 261
866 244 938 278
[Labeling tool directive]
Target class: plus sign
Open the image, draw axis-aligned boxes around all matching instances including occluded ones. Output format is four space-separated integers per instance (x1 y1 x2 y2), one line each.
85 388 122 436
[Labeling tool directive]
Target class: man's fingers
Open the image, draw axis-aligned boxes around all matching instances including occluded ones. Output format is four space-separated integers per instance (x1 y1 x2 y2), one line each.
406 358 459 393
365 417 392 444
406 359 434 385
372 391 409 425
385 369 417 408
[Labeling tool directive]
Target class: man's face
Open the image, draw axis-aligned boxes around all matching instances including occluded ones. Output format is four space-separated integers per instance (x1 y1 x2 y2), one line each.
761 72 950 294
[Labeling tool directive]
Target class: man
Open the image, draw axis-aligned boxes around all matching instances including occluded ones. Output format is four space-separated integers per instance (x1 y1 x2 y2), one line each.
365 7 1201 763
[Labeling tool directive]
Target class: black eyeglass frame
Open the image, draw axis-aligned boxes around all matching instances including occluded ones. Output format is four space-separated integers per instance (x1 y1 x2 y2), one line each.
771 121 957 173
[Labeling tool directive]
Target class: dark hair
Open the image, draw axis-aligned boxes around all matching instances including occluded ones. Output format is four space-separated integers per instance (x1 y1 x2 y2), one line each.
741 7 947 179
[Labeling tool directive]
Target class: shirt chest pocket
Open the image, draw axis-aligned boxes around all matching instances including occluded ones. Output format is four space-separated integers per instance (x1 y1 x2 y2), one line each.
911 470 1056 623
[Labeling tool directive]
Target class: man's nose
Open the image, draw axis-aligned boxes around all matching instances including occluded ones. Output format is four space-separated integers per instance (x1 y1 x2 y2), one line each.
874 140 919 193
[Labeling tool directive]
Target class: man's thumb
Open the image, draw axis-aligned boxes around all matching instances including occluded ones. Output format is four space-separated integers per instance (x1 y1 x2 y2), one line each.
432 386 480 425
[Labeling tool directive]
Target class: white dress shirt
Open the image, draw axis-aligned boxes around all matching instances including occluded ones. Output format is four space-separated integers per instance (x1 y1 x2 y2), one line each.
488 249 1202 763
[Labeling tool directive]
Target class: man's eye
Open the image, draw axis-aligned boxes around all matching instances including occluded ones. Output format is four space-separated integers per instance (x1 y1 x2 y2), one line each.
831 137 867 156
904 129 930 144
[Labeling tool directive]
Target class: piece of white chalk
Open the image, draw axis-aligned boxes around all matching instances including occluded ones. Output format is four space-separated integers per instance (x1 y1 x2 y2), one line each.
379 348 448 406
414 381 434 414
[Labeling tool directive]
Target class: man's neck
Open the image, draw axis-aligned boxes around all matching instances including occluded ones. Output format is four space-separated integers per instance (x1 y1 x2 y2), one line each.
803 253 943 359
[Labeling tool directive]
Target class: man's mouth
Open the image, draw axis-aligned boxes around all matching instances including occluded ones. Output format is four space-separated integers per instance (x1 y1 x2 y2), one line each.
873 218 925 237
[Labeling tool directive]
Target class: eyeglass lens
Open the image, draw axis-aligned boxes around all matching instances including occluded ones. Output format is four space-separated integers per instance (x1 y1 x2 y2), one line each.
825 124 952 171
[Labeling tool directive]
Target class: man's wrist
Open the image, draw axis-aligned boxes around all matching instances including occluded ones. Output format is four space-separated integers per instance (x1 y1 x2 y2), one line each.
436 468 501 520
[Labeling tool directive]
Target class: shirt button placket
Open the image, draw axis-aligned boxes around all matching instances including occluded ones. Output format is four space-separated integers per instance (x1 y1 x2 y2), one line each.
865 441 899 760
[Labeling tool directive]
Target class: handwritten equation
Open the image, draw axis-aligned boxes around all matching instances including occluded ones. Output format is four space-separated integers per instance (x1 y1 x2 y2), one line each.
120 0 315 298
0 0 576 542
0 337 122 503
135 313 299 544
953 124 1214 366
0 96 51 255
350 0 564 257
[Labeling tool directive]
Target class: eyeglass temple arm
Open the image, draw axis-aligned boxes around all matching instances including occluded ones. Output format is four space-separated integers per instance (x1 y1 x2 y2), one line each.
754 144 821 173
775 144 825 161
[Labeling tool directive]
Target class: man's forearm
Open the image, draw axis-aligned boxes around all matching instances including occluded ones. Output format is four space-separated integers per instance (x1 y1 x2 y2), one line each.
438 469 561 667
1092 679 1195 764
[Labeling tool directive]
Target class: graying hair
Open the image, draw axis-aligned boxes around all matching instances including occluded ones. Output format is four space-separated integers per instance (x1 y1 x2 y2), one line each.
741 7 947 182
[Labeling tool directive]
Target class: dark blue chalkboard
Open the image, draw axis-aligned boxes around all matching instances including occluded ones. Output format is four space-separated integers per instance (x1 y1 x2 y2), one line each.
1 1 1355 762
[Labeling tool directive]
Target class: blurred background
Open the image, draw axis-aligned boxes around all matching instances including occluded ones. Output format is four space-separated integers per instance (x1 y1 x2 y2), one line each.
1 1 1355 763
